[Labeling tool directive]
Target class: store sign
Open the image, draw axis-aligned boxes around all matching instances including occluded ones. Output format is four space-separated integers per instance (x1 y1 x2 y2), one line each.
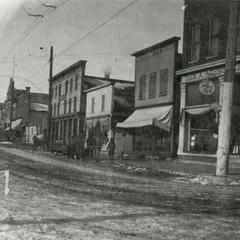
199 79 215 95
182 64 240 83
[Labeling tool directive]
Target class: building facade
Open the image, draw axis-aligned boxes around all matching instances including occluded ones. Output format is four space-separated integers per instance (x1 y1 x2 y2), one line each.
177 0 240 159
118 37 181 158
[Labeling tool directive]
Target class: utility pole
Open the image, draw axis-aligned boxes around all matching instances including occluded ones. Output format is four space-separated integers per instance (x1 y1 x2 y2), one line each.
216 1 240 176
9 78 14 141
47 46 53 149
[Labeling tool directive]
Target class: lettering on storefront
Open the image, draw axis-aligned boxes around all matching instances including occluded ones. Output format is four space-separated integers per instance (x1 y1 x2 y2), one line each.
199 79 215 95
182 64 240 83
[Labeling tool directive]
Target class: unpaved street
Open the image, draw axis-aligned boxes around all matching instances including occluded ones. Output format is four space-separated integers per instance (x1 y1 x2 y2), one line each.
0 146 239 240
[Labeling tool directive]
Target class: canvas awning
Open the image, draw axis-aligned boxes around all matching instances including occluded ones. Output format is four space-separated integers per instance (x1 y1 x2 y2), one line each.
183 103 220 116
5 118 22 131
117 105 173 131
85 116 110 129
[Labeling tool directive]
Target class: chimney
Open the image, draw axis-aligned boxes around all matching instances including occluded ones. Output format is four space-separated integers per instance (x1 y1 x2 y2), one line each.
103 66 112 81
25 87 31 95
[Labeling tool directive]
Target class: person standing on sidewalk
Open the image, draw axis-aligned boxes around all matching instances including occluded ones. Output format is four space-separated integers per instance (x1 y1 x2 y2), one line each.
107 138 115 160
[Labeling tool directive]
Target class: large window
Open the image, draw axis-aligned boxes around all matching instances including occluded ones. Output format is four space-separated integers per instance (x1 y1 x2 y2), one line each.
149 72 156 98
53 103 56 116
55 86 57 99
208 16 220 57
159 68 168 96
139 75 146 100
64 100 67 114
189 23 200 62
57 101 60 115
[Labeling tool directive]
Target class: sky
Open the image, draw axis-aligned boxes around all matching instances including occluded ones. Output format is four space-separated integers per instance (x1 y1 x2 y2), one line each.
0 0 184 102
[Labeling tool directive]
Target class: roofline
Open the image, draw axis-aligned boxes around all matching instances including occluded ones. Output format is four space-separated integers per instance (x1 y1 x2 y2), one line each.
84 82 112 93
131 36 181 57
85 75 133 83
52 60 87 81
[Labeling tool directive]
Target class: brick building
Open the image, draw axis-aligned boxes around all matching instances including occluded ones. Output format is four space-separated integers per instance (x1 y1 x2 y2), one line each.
177 0 240 160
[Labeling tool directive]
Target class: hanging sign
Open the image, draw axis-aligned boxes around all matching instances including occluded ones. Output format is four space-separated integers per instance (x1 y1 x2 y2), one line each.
199 79 215 95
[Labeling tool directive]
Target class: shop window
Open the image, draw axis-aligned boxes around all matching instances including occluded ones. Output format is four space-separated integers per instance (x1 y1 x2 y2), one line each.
64 100 67 114
60 120 63 140
63 120 67 141
91 97 95 114
68 119 72 139
189 23 200 62
58 83 61 97
65 80 68 94
149 72 156 98
139 75 146 100
73 97 77 112
68 98 72 113
159 68 168 96
73 118 78 135
188 111 218 154
101 95 105 112
55 121 59 140
208 16 220 57
75 74 79 90
70 78 73 93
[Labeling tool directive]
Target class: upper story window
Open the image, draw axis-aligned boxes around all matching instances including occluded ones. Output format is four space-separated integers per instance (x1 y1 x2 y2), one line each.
149 72 157 98
189 23 200 62
55 86 57 99
139 75 146 100
91 97 95 114
159 68 168 97
75 74 79 90
58 84 61 97
68 98 72 113
70 78 73 93
53 103 56 116
73 97 77 112
57 101 60 115
65 80 68 95
237 15 240 50
208 16 220 57
101 95 105 112
64 100 67 114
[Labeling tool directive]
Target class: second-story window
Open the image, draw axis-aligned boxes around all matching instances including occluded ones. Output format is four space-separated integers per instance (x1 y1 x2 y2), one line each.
139 75 146 100
208 16 220 57
149 72 156 98
57 101 60 115
64 100 67 114
189 23 200 62
159 68 168 97
58 84 61 97
70 78 73 93
237 15 240 50
75 74 79 90
54 103 56 116
101 95 105 112
68 98 72 113
91 97 95 114
55 86 57 99
73 97 77 112
65 80 68 95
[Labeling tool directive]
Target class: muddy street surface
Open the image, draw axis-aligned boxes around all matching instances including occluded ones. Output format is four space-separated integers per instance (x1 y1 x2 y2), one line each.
0 146 239 239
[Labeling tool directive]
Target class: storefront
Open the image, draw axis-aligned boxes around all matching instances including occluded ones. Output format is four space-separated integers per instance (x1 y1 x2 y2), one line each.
117 105 174 157
177 64 240 158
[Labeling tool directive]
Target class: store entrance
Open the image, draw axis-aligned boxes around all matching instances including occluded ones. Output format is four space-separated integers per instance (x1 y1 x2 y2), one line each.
188 111 218 154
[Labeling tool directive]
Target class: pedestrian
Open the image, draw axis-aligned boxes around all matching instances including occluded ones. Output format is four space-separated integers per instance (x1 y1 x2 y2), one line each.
32 134 38 152
107 137 115 160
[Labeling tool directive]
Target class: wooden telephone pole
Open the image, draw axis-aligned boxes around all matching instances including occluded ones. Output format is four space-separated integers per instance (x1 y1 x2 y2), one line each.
216 1 240 176
47 46 53 149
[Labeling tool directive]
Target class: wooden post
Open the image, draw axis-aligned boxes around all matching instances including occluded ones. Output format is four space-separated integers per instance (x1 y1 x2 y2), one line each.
47 46 53 149
216 1 240 176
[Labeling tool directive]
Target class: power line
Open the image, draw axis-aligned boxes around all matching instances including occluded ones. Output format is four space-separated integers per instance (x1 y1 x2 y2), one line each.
28 0 139 81
56 0 139 57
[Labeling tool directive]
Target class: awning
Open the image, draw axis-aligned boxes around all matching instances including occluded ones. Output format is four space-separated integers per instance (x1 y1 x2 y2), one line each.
30 103 48 112
85 116 110 129
5 118 22 131
183 103 220 116
117 105 173 131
